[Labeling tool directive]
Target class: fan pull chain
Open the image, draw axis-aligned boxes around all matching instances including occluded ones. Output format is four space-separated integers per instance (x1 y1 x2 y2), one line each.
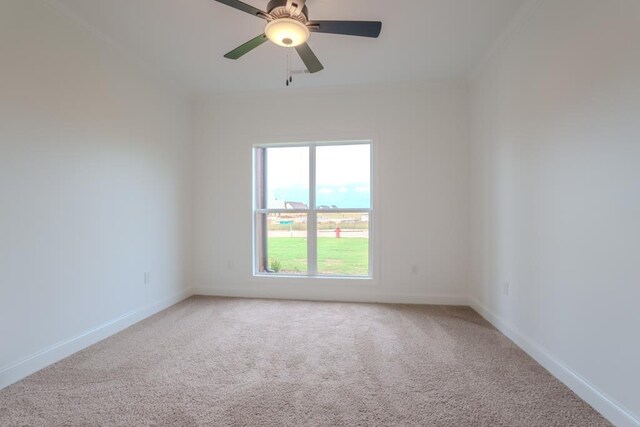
285 49 293 87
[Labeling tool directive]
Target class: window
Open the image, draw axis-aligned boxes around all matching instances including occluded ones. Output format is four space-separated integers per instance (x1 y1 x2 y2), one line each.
254 142 372 278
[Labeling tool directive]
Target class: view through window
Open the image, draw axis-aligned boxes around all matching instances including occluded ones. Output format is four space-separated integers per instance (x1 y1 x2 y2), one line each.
254 142 371 277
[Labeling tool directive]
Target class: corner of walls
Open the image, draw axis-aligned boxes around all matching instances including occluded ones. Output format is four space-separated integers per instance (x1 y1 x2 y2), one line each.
0 289 192 390
466 0 544 85
40 0 189 97
183 94 199 294
466 0 640 424
469 297 639 427
0 0 195 389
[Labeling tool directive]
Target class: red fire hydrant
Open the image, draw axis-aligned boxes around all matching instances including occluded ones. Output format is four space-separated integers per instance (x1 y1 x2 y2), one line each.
335 227 341 238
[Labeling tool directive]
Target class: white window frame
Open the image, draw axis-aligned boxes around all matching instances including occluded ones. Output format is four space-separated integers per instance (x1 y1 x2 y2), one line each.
253 140 373 279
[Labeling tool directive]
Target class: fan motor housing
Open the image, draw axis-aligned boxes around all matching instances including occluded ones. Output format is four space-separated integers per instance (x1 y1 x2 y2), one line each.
267 0 309 22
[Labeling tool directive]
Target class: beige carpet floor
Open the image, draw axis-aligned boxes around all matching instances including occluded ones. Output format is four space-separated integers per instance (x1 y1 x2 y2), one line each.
0 296 609 426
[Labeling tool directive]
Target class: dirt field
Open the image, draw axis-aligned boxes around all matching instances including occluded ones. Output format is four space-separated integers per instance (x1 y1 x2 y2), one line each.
268 229 369 238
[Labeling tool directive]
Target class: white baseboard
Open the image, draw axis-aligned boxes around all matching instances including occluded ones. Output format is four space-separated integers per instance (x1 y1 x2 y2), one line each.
5 288 634 426
0 288 193 390
192 286 469 306
469 297 639 427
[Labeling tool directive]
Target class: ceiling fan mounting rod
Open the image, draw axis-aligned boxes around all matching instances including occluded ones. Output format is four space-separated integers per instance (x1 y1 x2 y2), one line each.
288 0 306 18
267 0 309 22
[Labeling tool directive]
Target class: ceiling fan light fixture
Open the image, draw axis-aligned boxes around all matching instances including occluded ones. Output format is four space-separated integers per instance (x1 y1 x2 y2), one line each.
265 18 310 47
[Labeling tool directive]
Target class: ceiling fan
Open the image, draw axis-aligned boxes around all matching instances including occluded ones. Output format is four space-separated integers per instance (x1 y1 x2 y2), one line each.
213 0 382 74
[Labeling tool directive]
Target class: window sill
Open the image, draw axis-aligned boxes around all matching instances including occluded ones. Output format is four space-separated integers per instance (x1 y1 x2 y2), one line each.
251 273 376 285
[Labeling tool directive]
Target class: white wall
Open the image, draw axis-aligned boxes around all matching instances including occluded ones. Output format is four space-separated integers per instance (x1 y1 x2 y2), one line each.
469 0 640 425
0 0 193 387
193 83 469 304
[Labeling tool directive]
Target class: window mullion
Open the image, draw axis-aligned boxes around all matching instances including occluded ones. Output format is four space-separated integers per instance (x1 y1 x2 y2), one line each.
308 145 317 276
256 148 268 273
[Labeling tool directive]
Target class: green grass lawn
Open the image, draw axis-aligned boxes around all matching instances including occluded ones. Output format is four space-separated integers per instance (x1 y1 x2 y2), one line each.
267 237 369 276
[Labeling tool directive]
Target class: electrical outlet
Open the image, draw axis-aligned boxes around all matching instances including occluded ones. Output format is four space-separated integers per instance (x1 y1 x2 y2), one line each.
503 281 509 296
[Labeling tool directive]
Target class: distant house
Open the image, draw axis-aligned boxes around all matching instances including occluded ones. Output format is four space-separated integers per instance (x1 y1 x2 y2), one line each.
285 201 308 210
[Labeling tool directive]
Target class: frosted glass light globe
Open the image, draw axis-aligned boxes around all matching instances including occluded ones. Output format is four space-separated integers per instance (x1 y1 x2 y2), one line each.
265 18 310 47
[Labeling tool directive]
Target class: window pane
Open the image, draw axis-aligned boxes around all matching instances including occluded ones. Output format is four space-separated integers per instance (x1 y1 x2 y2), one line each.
257 213 308 274
317 213 369 276
266 146 309 209
316 144 370 209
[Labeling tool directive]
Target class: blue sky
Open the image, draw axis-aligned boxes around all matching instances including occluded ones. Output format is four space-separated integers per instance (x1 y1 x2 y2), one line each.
267 144 370 209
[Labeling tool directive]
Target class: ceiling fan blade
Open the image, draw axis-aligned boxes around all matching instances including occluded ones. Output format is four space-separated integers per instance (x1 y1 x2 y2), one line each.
213 0 270 20
295 43 324 74
224 34 268 59
307 21 382 38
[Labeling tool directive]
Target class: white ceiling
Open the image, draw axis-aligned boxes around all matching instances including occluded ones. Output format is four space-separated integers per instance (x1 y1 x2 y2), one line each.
53 0 526 94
